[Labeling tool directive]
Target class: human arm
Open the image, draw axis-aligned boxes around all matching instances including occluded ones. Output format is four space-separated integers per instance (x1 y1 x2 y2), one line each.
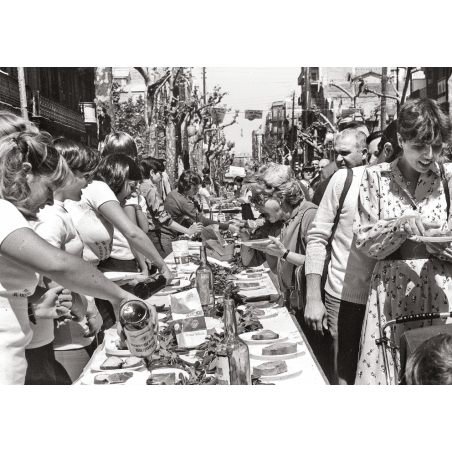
239 229 267 267
123 205 149 275
0 228 139 319
98 200 172 282
125 204 149 233
304 274 328 334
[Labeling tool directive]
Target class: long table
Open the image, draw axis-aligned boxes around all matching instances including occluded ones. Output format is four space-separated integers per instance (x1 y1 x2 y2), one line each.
75 252 327 385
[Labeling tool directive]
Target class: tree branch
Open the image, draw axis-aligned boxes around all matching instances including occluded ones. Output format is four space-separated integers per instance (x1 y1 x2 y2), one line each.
329 83 353 100
363 86 399 101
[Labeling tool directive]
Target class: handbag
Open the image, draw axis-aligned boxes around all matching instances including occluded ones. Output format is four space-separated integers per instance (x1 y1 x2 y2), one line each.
292 168 353 311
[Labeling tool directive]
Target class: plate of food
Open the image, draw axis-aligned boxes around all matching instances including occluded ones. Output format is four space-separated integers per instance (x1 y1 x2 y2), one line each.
249 342 305 361
91 356 144 372
411 229 452 243
126 367 190 385
248 307 279 319
251 359 303 381
234 281 265 291
153 280 191 296
237 238 272 247
235 273 266 281
239 267 270 275
105 338 132 357
239 329 288 345
82 370 139 385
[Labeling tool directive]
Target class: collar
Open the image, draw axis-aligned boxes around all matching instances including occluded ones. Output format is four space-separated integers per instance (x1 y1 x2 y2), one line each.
382 157 441 178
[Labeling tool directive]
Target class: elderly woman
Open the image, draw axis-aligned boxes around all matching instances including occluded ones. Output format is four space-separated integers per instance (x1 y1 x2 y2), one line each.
354 98 452 385
240 163 317 307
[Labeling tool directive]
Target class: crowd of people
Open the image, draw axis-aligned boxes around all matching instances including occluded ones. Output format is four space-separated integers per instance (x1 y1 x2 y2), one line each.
1 97 452 385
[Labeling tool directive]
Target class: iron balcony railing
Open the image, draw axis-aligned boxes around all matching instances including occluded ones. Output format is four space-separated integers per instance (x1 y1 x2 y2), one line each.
0 71 31 111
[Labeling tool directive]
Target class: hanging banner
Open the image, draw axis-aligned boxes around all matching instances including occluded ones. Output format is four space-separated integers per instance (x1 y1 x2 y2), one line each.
211 108 227 125
245 110 263 121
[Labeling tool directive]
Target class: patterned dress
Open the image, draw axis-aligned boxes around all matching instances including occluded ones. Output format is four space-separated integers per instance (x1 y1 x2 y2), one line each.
354 159 452 385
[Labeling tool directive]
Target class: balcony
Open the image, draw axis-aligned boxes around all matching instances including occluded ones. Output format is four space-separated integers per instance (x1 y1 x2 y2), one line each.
438 77 447 96
33 91 86 133
0 71 31 112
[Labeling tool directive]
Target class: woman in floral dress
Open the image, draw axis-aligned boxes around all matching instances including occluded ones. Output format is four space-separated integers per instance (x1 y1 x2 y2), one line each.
354 98 452 385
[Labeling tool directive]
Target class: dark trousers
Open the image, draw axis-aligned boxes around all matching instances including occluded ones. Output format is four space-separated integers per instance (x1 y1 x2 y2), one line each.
148 230 173 259
324 292 366 385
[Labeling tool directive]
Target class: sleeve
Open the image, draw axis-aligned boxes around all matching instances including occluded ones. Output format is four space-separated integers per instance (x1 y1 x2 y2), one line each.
354 167 407 259
305 171 344 275
33 215 66 249
177 195 228 230
144 186 173 228
84 181 118 211
0 200 31 245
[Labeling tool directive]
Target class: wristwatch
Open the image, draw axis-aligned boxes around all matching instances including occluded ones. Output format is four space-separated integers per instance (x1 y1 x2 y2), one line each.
281 249 290 261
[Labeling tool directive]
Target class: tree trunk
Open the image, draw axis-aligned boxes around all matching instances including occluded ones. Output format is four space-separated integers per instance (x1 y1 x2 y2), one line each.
381 67 388 130
166 121 177 189
17 67 28 120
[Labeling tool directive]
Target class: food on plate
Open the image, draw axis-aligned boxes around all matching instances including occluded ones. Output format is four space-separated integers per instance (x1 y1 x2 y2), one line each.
253 361 288 377
251 330 280 340
250 309 266 317
94 372 134 385
246 300 274 309
235 281 261 288
424 228 452 237
167 279 181 287
115 339 128 351
243 273 263 279
246 268 264 274
146 373 177 385
100 356 124 370
262 342 297 356
122 356 143 369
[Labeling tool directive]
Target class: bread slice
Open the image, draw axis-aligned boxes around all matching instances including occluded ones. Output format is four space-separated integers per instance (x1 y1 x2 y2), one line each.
262 342 297 356
251 330 279 340
122 356 143 369
146 373 177 385
93 372 134 385
94 374 110 385
251 309 266 316
253 361 287 377
100 356 123 370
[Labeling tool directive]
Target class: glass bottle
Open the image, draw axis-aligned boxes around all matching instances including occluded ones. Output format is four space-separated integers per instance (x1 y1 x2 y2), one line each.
118 299 157 371
215 285 251 385
133 274 167 300
195 245 215 307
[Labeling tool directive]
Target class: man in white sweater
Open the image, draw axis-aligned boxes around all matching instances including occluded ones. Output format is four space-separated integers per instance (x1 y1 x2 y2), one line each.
304 127 401 384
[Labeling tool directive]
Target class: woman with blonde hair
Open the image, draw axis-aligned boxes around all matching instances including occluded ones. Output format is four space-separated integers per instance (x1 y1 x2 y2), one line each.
0 129 155 385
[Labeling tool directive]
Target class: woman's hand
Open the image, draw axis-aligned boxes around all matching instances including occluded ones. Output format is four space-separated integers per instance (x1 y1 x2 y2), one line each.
426 242 452 261
265 235 287 258
160 264 174 284
228 223 240 234
395 215 441 236
32 286 73 320
84 296 102 338
69 293 88 322
188 222 203 235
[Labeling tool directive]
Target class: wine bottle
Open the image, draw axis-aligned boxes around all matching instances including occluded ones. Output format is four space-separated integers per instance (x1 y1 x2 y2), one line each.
215 285 251 385
195 245 215 307
118 299 157 370
133 274 167 300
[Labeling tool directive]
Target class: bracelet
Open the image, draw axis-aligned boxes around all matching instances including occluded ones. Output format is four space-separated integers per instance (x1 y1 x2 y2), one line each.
28 303 37 325
281 249 290 261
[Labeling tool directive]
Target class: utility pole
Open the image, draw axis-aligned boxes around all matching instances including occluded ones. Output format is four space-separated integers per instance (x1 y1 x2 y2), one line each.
291 91 295 169
17 67 28 120
202 67 206 105
304 67 310 164
381 67 388 131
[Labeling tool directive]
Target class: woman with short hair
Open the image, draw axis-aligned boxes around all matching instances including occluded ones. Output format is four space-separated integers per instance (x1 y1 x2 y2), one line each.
240 163 318 306
354 98 452 385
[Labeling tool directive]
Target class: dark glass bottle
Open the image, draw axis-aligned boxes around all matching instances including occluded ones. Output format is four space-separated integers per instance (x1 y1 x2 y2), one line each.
215 286 251 385
118 300 157 370
133 274 167 300
195 245 214 307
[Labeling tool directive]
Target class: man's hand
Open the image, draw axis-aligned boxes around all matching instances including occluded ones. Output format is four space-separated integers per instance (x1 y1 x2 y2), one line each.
228 224 240 234
304 295 328 335
188 222 203 235
32 286 73 320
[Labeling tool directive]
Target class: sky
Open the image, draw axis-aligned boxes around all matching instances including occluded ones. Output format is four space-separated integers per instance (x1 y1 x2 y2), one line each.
192 68 301 156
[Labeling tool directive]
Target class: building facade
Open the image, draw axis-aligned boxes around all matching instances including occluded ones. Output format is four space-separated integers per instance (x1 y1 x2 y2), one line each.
0 67 97 146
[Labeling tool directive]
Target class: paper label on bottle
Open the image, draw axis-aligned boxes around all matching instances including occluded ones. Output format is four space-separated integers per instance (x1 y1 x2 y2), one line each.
124 326 157 358
216 356 231 385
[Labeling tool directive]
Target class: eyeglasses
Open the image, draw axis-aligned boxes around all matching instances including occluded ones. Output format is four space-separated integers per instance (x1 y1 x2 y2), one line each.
250 193 271 207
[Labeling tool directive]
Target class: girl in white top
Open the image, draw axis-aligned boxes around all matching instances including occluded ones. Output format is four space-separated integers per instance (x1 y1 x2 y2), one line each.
0 125 157 385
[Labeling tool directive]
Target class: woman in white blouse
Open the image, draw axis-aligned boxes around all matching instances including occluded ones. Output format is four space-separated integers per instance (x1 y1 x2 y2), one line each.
0 130 153 385
354 99 452 385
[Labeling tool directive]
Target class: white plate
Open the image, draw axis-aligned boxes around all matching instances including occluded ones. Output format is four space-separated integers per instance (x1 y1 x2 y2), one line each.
125 368 190 385
91 358 144 372
154 280 190 296
247 307 279 319
249 343 305 361
251 359 303 381
105 340 132 357
234 282 265 291
239 267 270 275
178 264 199 274
235 274 266 281
411 235 452 243
239 330 288 345
80 370 144 385
238 239 272 247
103 271 142 282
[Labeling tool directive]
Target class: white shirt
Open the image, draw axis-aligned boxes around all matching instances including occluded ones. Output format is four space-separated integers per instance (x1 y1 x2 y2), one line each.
198 187 211 210
65 181 117 266
30 200 93 350
0 200 39 384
